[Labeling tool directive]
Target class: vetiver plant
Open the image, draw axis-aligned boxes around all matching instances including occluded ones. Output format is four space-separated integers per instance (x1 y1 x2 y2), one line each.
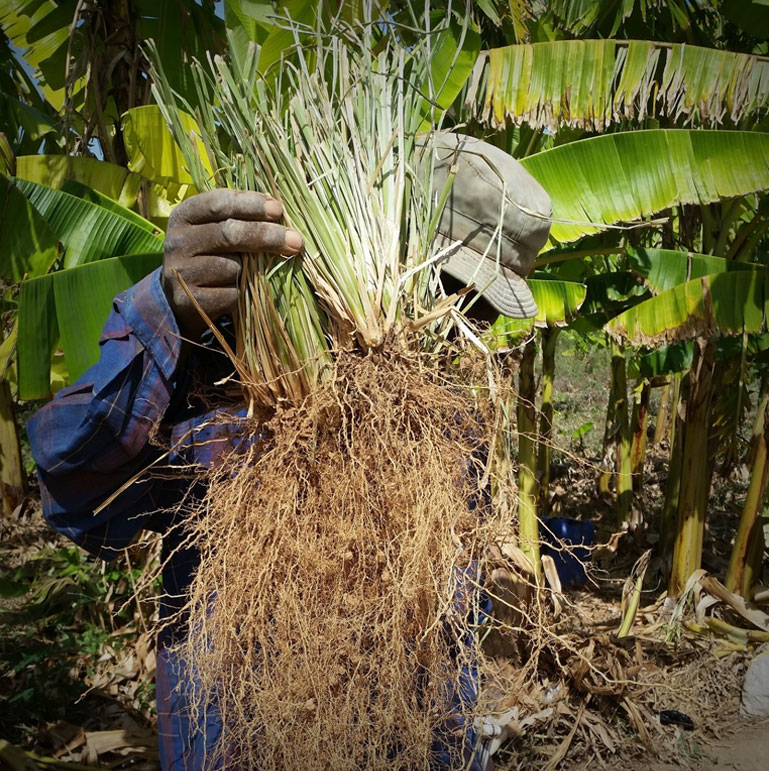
145 15 527 769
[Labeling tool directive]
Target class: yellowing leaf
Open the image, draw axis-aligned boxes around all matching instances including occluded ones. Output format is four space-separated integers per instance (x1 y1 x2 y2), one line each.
122 105 211 186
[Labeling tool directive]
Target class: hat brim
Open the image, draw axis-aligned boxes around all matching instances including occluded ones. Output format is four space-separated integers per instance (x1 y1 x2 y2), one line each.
440 244 538 319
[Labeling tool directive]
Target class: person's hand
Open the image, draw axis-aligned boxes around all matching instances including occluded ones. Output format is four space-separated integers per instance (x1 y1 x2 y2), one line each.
162 189 304 339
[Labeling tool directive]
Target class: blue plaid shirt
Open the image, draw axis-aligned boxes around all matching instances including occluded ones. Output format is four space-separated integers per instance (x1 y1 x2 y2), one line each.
28 268 488 770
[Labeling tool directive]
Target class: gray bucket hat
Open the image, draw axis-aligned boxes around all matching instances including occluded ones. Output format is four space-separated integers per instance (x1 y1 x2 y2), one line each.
431 133 552 319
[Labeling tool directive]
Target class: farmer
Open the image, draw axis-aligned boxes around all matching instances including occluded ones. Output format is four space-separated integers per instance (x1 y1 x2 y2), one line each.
27 134 550 770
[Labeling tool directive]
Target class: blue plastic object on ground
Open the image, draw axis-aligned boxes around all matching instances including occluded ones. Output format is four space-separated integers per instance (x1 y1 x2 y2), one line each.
539 516 594 587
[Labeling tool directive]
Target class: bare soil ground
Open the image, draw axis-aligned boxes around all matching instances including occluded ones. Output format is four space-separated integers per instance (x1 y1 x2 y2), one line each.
646 721 769 771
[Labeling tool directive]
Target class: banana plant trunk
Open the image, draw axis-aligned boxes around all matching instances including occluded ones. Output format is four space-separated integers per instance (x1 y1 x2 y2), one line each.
599 335 625 497
658 408 684 578
744 378 769 472
0 377 26 516
706 358 733 485
518 338 541 579
726 387 769 598
537 326 560 513
609 340 633 525
668 339 716 598
653 379 671 446
658 389 684 577
598 335 619 496
494 354 520 526
630 379 650 493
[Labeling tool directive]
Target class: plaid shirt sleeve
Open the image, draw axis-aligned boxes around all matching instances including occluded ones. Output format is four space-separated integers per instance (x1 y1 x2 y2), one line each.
27 268 184 561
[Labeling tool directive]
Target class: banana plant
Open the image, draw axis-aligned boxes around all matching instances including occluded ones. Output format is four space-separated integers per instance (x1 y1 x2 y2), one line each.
609 243 769 596
545 0 702 38
17 252 163 396
530 279 588 512
568 266 650 524
490 277 587 578
15 155 144 209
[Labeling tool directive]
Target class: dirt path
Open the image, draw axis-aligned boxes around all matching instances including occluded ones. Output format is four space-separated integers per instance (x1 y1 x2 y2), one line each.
647 721 769 771
701 722 769 771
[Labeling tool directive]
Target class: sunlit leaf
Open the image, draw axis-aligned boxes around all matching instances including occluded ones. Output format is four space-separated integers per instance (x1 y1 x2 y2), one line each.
487 278 586 344
122 104 210 187
16 253 163 398
256 1 316 75
607 270 767 346
16 155 143 208
12 178 163 268
0 176 59 282
626 246 757 295
521 130 769 244
61 181 158 234
527 278 586 325
469 39 769 131
0 0 73 110
422 12 481 119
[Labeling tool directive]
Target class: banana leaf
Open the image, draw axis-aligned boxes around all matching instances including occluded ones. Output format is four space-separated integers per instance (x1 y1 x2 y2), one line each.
224 0 275 43
16 155 143 209
626 246 757 294
256 0 319 74
135 0 225 109
629 342 694 379
421 11 481 120
61 181 158 234
17 253 164 399
722 0 769 40
545 0 671 36
223 0 275 75
0 93 61 150
122 104 210 187
489 278 587 342
607 269 767 346
629 330 769 379
2 0 224 116
16 273 58 400
469 40 769 131
528 278 587 325
12 177 163 268
0 0 75 111
521 130 769 244
0 176 59 282
581 271 650 317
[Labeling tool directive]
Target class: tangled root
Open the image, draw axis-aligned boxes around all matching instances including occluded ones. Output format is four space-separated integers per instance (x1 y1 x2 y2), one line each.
170 350 499 770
